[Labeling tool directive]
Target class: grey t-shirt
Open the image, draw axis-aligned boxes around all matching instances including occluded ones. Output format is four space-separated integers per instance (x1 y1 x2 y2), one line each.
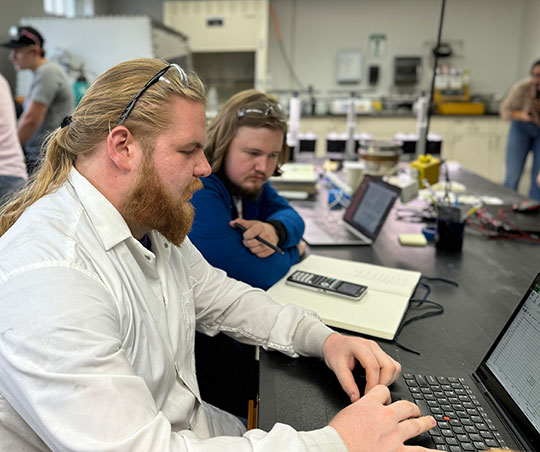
23 61 74 164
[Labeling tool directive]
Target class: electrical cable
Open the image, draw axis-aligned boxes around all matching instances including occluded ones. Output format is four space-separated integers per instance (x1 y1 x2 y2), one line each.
393 276 457 354
421 276 459 287
269 5 306 91
417 282 431 303
467 207 540 243
393 299 445 355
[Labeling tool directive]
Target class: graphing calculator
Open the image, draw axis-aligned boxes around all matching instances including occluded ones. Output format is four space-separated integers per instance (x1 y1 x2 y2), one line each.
286 270 368 301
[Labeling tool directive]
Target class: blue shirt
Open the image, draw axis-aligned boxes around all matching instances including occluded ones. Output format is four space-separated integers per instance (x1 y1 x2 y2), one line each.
189 173 305 289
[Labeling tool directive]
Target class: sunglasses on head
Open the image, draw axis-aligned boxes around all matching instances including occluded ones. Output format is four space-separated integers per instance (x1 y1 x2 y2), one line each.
117 63 189 125
237 102 284 119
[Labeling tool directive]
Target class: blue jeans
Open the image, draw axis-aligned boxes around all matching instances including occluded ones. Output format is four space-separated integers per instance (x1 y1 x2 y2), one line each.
0 175 25 206
503 120 540 200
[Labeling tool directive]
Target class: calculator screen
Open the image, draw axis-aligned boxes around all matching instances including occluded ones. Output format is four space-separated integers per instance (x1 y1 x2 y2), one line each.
337 282 364 296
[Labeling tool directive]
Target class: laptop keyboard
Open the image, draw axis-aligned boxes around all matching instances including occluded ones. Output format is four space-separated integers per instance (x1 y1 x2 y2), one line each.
402 373 510 451
313 218 361 242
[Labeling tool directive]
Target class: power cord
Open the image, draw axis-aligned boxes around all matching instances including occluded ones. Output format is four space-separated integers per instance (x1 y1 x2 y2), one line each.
468 207 540 243
393 299 444 355
393 277 458 354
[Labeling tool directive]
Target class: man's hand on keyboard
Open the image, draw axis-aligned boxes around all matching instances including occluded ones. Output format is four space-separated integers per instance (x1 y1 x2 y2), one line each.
322 333 401 402
329 384 438 452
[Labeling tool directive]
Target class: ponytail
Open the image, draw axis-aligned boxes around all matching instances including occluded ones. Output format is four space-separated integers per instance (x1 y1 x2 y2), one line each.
0 57 206 237
0 127 75 235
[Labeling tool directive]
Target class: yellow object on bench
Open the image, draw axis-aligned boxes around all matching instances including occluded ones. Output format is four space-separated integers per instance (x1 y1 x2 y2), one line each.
398 233 428 247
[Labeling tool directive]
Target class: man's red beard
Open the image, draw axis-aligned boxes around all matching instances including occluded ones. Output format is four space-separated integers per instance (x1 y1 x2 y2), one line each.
120 155 203 246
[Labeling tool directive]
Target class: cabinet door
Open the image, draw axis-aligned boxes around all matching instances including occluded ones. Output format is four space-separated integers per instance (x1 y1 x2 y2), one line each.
451 134 493 180
488 121 510 185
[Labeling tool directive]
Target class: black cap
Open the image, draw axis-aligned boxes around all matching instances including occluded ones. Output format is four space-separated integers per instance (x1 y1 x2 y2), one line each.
0 26 44 49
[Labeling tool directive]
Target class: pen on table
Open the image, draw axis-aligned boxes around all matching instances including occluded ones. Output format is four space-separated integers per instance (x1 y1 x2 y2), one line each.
233 222 285 254
461 205 479 223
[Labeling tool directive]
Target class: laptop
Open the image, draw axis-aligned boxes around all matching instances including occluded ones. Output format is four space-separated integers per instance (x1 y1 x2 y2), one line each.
263 275 540 451
387 273 540 451
294 175 401 246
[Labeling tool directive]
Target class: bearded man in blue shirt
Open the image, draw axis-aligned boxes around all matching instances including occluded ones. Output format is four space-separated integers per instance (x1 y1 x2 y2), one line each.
189 89 306 291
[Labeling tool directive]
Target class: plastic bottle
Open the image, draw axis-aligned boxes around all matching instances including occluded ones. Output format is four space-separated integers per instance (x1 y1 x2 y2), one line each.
345 92 357 161
415 92 429 158
287 92 301 159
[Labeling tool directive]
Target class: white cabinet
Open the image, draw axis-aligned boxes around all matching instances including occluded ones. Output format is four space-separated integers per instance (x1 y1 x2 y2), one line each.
441 117 509 184
164 0 269 91
298 115 512 188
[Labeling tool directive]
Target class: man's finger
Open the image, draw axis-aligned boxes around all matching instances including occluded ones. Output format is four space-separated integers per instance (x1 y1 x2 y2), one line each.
398 415 437 441
357 351 380 392
378 357 401 386
333 364 361 402
363 384 391 404
389 399 422 420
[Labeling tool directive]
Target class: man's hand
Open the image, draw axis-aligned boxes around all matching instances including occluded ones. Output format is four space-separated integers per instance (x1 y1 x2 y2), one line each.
230 219 280 258
297 239 307 257
322 333 401 402
329 385 437 452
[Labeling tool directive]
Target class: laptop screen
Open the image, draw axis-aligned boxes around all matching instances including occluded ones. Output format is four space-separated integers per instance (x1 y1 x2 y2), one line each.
478 275 540 448
344 176 401 240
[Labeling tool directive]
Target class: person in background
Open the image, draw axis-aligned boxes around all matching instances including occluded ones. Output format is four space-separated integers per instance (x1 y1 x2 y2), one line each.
500 59 540 200
188 89 306 416
0 73 27 204
189 89 306 290
1 25 74 175
0 58 435 452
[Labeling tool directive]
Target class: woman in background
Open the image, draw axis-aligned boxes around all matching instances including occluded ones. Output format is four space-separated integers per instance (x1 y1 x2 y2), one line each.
500 59 540 200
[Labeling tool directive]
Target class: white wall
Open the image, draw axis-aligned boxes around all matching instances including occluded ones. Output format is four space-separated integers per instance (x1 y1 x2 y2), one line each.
267 0 525 97
2 0 536 99
519 0 540 77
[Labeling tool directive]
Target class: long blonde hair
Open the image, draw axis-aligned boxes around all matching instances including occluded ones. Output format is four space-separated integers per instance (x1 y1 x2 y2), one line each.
0 58 206 236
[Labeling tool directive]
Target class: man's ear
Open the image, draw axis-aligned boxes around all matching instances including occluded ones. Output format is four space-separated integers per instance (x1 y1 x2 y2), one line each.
106 125 139 172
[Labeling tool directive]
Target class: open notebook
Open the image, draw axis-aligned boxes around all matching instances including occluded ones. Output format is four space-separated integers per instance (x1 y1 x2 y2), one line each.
267 254 420 340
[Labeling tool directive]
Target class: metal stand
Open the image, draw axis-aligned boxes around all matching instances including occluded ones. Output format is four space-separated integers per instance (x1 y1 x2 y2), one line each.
423 0 447 155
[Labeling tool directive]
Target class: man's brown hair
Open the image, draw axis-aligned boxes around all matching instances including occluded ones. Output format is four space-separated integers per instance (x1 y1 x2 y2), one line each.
205 89 289 176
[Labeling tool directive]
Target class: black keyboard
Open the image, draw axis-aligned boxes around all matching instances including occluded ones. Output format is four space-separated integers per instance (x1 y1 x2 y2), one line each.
402 373 510 451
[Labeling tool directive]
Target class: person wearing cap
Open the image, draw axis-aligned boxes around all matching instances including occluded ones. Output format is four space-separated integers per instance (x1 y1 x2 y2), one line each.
1 25 73 174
